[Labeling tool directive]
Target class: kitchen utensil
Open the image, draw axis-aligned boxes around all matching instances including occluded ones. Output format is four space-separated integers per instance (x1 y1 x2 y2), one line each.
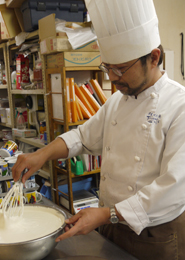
1 171 25 218
0 205 67 260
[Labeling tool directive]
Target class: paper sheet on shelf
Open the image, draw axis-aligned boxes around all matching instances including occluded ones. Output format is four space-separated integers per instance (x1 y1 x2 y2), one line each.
64 27 97 50
55 18 97 49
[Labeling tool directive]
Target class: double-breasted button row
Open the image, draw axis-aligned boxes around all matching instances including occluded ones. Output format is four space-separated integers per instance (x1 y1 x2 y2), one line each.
101 176 106 181
150 92 157 99
106 146 110 151
142 123 147 130
111 120 117 126
134 156 141 162
128 186 134 192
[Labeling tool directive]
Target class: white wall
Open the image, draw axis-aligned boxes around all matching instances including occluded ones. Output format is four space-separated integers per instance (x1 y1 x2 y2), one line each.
103 1 185 93
154 0 185 85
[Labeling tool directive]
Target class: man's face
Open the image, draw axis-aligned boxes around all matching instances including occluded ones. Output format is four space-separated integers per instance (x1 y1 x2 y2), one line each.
106 59 150 97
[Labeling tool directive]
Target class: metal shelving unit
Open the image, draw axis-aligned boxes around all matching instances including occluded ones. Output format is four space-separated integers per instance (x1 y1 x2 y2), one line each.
11 89 45 95
0 43 14 129
0 122 12 128
0 85 8 89
3 31 53 190
15 137 45 149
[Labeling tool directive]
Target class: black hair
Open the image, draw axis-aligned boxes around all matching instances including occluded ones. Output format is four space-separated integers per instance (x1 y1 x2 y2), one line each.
140 44 164 67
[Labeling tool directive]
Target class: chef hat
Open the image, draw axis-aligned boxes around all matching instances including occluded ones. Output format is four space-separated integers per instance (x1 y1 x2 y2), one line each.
85 0 161 64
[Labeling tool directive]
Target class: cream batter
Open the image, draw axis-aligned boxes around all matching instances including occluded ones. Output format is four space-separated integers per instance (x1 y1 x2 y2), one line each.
0 206 65 243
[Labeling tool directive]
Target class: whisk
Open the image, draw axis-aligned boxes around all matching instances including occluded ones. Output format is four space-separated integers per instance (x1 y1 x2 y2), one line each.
1 171 25 218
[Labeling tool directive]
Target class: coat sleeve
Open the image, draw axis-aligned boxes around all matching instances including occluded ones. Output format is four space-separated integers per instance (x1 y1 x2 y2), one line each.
116 110 185 235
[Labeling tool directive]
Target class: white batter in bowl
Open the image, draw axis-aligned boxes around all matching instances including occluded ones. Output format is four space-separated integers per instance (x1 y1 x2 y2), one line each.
0 205 67 260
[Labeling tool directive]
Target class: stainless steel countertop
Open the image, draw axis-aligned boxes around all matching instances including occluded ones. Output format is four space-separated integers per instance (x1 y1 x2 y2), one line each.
40 198 137 260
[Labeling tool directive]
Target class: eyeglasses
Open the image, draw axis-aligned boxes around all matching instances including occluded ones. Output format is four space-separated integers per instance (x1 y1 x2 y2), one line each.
99 58 140 77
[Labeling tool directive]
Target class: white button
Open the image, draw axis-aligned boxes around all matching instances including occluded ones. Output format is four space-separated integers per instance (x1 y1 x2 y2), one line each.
101 176 106 181
106 146 110 151
150 92 157 99
111 120 117 126
99 201 104 207
128 186 134 192
124 95 128 101
134 156 141 162
142 124 147 130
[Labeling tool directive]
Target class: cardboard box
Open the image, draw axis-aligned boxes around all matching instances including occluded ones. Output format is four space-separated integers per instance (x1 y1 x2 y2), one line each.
39 14 99 54
14 8 24 32
0 4 21 39
12 128 37 138
47 53 64 68
47 52 101 68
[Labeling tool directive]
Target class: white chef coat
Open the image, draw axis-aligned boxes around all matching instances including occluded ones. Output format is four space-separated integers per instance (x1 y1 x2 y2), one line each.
59 72 185 235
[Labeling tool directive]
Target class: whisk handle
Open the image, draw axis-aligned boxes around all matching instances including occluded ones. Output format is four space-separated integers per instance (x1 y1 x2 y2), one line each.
19 168 28 182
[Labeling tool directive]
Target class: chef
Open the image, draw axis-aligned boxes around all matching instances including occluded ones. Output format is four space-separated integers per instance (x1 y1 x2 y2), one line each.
12 0 185 259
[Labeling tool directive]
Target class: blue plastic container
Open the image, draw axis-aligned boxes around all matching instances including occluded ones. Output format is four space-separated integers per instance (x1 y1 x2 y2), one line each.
40 184 52 200
58 177 92 194
21 0 85 32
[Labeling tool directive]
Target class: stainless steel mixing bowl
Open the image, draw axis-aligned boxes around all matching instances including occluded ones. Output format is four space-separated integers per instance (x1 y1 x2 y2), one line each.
0 204 67 260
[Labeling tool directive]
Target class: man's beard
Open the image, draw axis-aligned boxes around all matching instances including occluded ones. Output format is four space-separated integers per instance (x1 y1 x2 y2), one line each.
113 79 147 96
112 64 149 96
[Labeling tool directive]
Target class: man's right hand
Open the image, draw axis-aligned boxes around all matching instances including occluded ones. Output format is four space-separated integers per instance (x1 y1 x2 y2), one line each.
12 150 46 183
12 137 69 183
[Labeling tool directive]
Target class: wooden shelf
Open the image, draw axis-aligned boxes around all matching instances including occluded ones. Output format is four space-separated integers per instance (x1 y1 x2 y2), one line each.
52 119 87 126
65 66 100 71
46 67 100 74
45 62 103 213
55 166 100 178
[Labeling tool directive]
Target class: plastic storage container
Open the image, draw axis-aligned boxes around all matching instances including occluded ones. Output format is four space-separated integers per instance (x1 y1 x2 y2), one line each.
58 177 93 194
0 98 9 108
40 184 52 200
11 71 16 89
21 0 85 32
17 111 26 129
0 108 6 123
2 129 12 140
70 156 84 175
5 108 11 125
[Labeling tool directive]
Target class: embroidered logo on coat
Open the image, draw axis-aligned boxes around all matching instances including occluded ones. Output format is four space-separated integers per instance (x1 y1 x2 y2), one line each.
147 112 161 124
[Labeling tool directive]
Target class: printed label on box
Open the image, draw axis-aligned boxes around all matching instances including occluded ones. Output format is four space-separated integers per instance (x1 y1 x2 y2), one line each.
50 38 57 51
64 52 101 66
40 40 47 54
